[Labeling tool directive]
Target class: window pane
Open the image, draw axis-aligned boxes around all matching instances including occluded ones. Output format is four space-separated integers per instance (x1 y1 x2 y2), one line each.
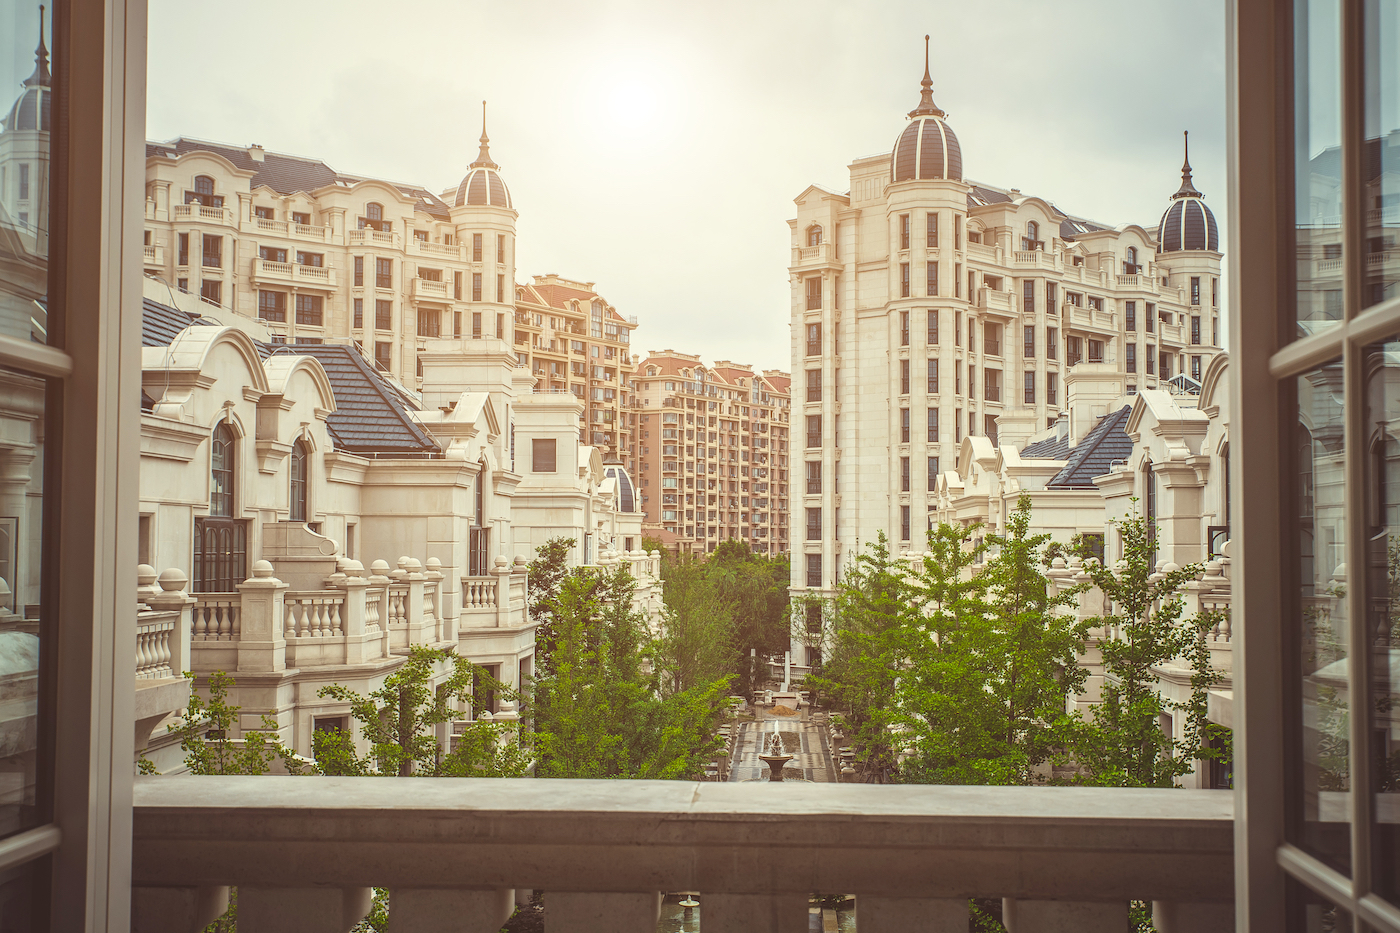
1364 0 1400 309
1286 876 1351 932
1366 337 1400 902
1294 0 1344 335
1291 359 1351 872
0 0 51 345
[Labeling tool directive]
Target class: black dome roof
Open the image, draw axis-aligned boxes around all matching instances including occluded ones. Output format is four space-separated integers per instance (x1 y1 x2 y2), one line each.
892 116 963 183
1157 132 1217 252
3 10 50 134
453 102 512 209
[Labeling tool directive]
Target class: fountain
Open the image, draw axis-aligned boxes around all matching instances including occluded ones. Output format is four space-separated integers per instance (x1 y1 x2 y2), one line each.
757 729 794 782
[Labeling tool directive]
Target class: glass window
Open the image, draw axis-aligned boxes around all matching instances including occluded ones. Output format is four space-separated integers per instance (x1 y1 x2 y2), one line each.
1291 358 1350 872
1294 0 1343 334
1364 0 1400 309
532 438 557 473
289 439 308 523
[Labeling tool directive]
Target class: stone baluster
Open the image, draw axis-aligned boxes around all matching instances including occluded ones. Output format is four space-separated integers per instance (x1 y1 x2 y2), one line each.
404 557 428 646
425 557 445 643
369 560 392 656
146 568 194 678
336 561 373 664
493 556 511 628
137 563 160 607
236 561 288 673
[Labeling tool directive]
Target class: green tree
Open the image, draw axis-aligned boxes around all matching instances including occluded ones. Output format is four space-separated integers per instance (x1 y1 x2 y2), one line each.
527 536 575 674
1071 508 1222 787
654 555 736 696
316 646 529 777
168 671 306 776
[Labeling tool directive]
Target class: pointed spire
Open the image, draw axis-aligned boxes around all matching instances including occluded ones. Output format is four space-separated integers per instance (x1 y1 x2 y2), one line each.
24 5 50 88
471 99 498 169
907 34 945 119
1172 130 1203 199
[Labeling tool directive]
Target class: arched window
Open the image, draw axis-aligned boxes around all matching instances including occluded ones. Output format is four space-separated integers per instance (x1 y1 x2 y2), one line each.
289 439 308 523
807 225 823 247
1144 458 1157 559
210 423 235 517
1124 245 1140 275
1022 220 1041 251
194 175 214 196
469 461 490 576
366 202 383 221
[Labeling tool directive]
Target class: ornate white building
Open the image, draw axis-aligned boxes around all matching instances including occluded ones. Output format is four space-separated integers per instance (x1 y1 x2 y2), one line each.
789 42 1225 604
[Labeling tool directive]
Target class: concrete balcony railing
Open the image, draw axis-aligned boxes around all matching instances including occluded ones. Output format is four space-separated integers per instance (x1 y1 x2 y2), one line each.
460 558 528 629
172 202 237 227
131 778 1235 933
251 258 339 290
143 244 166 267
411 277 451 301
1012 248 1059 271
407 238 463 260
1159 321 1185 344
348 227 400 249
245 217 334 243
1114 273 1159 293
792 242 834 266
976 286 1014 316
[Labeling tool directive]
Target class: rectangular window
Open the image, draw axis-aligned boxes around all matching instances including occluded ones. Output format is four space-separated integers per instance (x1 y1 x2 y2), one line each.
806 554 821 588
807 369 821 402
472 233 483 262
1126 343 1137 373
374 341 392 371
497 234 505 263
375 299 393 331
900 505 911 541
472 273 482 301
927 309 939 345
532 438 557 473
1126 300 1137 331
927 407 938 442
1146 343 1156 374
472 312 482 338
806 461 821 494
417 308 440 337
292 211 310 225
1191 355 1202 381
354 256 364 287
1046 372 1058 406
806 414 821 448
375 257 392 288
955 311 962 347
1159 352 1171 379
1024 324 1035 357
806 322 821 356
1046 281 1056 314
1047 326 1059 361
497 313 505 338
295 294 323 326
178 232 189 266
900 310 909 346
954 263 961 298
954 215 961 249
1024 371 1036 405
497 275 505 303
295 251 323 267
900 359 910 395
926 261 937 297
926 212 938 247
899 213 910 250
454 270 462 300
200 279 222 305
1211 277 1218 307
1088 339 1104 363
201 234 222 268
968 364 976 399
900 408 910 443
1146 301 1155 332
956 410 962 442
900 457 911 492
354 298 364 329
927 456 939 490
806 508 822 540
258 245 287 264
984 414 999 446
901 263 911 298
258 290 287 322
254 205 274 220
806 276 822 310
1191 316 1201 344
927 358 939 394
1023 280 1034 314
1067 336 1083 366
17 161 29 199
1191 275 1201 305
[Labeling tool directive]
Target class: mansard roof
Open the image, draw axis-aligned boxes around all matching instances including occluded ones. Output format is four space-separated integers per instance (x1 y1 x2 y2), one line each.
1019 433 1072 460
1047 405 1134 488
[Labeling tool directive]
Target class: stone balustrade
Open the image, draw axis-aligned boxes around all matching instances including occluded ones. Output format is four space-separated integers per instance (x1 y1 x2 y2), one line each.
459 555 529 630
130 777 1234 933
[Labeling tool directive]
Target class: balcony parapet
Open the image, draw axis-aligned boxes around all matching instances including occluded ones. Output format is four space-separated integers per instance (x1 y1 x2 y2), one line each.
172 202 237 227
131 778 1234 933
251 258 339 290
245 217 333 244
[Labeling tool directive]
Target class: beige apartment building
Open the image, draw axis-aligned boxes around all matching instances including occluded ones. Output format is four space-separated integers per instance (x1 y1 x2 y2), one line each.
790 55 1224 600
512 274 638 462
633 350 790 556
141 119 518 389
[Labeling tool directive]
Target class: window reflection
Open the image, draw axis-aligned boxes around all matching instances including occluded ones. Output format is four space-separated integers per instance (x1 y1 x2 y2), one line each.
1294 360 1351 872
1295 0 1345 333
1364 0 1400 309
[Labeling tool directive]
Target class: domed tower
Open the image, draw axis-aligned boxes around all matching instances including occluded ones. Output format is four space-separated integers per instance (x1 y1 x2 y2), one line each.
0 5 51 258
449 102 518 349
1155 131 1223 354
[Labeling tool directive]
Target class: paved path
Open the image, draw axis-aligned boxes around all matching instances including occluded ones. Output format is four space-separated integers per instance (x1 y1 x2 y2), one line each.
727 710 836 783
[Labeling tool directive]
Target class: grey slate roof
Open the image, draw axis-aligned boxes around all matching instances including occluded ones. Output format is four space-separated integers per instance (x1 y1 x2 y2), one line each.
146 138 453 219
1046 405 1133 488
1019 433 1071 460
140 296 439 456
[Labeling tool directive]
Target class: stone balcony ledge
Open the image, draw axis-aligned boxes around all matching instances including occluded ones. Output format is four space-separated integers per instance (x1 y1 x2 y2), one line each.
133 777 1233 924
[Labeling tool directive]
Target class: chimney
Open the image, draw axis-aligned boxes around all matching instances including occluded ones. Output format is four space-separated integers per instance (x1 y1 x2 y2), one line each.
247 144 265 162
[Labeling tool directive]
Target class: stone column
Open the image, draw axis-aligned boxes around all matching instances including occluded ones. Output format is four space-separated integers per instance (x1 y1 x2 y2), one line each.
493 556 511 629
424 558 446 642
336 561 370 665
236 560 287 673
403 557 428 645
146 568 195 678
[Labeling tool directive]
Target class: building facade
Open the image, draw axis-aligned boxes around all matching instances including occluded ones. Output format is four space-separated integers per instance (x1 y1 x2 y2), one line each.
141 120 518 391
789 54 1225 603
632 350 791 556
512 274 638 463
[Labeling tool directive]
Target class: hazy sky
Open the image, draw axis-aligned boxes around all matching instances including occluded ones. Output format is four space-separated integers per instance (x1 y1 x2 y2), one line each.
147 0 1227 373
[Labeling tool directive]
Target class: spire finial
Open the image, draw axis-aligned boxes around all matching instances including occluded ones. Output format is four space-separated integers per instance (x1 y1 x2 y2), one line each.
24 4 50 89
1172 129 1203 199
908 34 945 119
472 99 499 169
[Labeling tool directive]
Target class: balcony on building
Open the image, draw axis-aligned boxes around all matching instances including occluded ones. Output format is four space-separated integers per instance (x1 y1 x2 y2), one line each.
251 258 339 290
